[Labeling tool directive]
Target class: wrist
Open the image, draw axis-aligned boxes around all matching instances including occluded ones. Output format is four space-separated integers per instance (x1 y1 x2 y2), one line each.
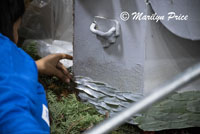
35 60 43 74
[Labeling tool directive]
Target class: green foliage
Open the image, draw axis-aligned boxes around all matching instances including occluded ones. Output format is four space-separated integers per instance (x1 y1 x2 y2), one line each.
135 91 200 131
22 43 104 133
43 75 142 134
22 41 41 60
47 90 104 134
111 124 142 134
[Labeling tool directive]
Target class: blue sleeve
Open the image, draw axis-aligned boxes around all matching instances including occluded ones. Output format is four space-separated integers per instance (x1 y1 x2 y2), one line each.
0 84 48 134
0 34 50 134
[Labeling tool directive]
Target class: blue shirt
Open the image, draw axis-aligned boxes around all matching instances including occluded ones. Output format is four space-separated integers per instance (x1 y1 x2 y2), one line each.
0 33 50 134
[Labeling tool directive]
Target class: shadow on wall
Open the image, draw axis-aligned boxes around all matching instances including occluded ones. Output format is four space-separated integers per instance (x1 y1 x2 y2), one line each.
102 24 124 59
144 4 200 93
150 0 200 40
146 4 200 71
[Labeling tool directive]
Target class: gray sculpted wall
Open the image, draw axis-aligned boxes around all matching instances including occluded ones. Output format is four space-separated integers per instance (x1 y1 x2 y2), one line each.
74 0 200 130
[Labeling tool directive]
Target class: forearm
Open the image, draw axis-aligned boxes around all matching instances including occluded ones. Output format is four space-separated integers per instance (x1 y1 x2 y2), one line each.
35 59 44 74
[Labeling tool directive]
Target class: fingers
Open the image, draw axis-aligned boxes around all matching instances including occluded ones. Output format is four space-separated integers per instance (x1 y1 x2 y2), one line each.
38 53 73 83
56 62 72 79
59 54 73 60
53 66 71 83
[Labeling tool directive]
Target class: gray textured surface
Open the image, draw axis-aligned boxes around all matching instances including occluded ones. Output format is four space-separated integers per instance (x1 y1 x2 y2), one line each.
74 0 146 93
150 0 200 40
144 5 200 95
75 76 143 124
74 0 200 131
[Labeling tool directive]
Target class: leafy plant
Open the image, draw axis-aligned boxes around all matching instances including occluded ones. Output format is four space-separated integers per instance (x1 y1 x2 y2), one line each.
47 90 104 134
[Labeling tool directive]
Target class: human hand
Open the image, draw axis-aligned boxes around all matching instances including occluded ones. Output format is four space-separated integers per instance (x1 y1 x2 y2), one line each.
36 53 73 83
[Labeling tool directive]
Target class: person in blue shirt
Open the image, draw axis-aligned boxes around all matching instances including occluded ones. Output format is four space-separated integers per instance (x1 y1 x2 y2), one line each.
0 0 73 133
